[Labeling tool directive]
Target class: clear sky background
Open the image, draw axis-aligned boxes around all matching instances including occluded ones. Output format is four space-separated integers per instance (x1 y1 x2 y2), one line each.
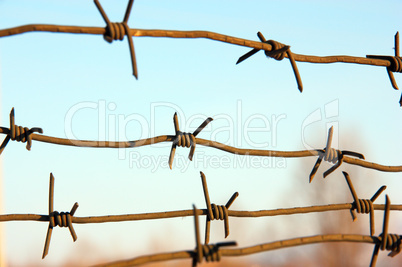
0 0 402 266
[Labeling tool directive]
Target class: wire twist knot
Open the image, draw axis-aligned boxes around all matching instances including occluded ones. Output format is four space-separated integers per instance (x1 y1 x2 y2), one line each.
353 199 373 214
104 22 129 42
168 113 213 169
378 233 402 256
173 131 195 149
322 147 341 164
388 56 402 73
49 211 74 228
209 204 228 221
201 244 222 262
264 39 288 61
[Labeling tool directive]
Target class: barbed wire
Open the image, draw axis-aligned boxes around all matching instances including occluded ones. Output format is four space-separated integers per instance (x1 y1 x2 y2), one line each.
94 197 401 267
0 1 400 102
1 2 401 266
1 109 402 177
0 171 401 262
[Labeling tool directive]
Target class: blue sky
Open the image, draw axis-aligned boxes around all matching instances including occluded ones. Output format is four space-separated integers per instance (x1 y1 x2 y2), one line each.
0 0 402 266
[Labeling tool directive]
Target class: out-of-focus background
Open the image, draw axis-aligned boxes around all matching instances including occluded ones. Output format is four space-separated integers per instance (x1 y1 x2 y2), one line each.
0 0 401 266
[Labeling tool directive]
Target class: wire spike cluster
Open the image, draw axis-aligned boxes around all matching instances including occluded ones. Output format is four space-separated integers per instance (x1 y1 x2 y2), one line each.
94 0 138 78
370 195 402 267
237 31 303 92
343 172 386 236
200 171 239 244
192 204 237 266
168 113 213 169
0 108 43 155
367 32 401 97
309 126 365 182
42 173 79 259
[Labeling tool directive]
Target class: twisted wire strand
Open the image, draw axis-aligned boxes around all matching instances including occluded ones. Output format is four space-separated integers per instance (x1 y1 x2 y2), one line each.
0 17 400 97
0 25 389 66
1 202 401 224
93 234 384 267
93 203 401 267
1 111 402 174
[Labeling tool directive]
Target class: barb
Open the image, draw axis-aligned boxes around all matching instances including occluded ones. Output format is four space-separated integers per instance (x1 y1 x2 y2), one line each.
168 113 213 169
200 171 238 244
1 113 401 174
192 204 237 266
0 108 43 155
236 31 303 92
342 172 386 236
370 195 402 267
0 18 400 99
94 0 138 78
309 126 364 182
367 32 401 99
42 173 79 259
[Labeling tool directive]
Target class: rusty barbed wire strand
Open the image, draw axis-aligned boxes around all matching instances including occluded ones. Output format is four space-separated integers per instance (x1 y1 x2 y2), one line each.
2 202 401 224
0 2 400 97
1 172 402 260
94 200 401 267
93 235 379 267
2 109 402 175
